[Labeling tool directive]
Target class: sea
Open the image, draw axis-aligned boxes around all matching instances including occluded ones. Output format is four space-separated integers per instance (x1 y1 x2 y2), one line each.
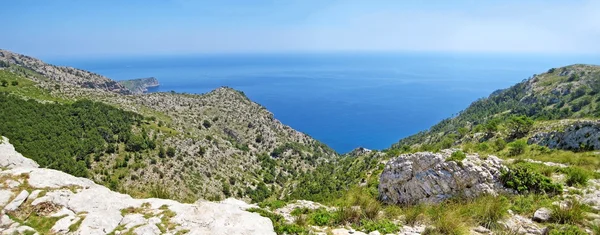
49 52 600 153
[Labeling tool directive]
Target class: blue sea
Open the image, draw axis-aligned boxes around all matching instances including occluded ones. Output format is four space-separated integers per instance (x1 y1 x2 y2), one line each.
49 52 600 153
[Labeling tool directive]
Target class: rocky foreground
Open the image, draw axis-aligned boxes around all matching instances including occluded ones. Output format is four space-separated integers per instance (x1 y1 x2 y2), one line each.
0 137 275 235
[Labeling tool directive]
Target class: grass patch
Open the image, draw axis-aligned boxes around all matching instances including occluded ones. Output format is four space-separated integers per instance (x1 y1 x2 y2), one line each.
68 216 84 232
247 208 309 235
550 199 588 225
357 219 400 233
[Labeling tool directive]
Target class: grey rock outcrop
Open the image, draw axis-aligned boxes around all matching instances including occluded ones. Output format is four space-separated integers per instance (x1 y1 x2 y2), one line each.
532 207 552 222
379 150 507 204
0 137 38 169
529 121 600 151
0 137 275 235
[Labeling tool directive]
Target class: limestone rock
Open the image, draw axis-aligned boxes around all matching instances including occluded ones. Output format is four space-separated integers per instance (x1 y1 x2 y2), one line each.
133 223 161 235
51 215 80 234
379 151 506 204
3 190 29 212
0 190 14 207
0 136 38 169
529 121 600 150
532 207 551 222
500 211 546 235
331 228 367 235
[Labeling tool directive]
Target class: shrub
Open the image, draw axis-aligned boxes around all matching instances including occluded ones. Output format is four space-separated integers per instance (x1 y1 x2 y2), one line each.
500 164 562 194
446 150 466 163
493 139 507 151
563 167 590 186
11 81 18 86
259 200 287 210
359 219 400 233
548 224 587 235
310 209 335 226
166 147 176 157
202 120 211 128
507 139 528 156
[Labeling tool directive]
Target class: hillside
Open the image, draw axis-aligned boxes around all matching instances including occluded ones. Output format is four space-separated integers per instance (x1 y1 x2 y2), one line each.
0 49 337 203
393 64 600 151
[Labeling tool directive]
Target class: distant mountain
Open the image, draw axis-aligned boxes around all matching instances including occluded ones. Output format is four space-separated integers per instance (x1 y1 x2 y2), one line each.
0 49 337 203
118 77 160 94
0 49 130 94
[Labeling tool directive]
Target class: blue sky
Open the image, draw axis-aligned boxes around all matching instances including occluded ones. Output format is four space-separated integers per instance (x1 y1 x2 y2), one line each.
1 0 599 57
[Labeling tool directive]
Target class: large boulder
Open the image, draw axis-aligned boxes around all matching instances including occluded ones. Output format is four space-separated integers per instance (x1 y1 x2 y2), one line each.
379 150 506 204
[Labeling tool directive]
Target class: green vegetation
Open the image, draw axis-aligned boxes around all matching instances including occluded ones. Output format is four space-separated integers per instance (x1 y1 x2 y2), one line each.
550 199 588 225
446 150 466 163
0 92 144 177
500 163 562 194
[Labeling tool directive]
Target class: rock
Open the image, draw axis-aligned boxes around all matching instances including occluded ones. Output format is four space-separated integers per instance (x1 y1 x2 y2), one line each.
582 179 600 211
120 214 147 229
532 207 552 222
3 190 29 212
0 190 14 207
472 225 491 234
368 231 381 235
529 121 600 150
133 223 161 235
50 207 76 217
331 228 367 235
379 151 506 204
220 197 257 210
398 225 426 235
500 211 546 235
77 210 122 235
0 214 14 227
0 136 39 169
51 215 80 234
4 180 20 188
27 190 43 201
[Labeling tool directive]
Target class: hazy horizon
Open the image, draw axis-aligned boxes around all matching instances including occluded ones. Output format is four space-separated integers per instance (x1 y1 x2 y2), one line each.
2 0 600 57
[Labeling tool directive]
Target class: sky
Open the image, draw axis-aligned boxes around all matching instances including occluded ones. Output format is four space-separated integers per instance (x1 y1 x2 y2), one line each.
1 0 599 57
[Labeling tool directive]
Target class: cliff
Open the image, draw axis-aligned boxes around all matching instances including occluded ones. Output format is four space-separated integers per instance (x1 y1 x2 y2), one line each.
118 77 160 94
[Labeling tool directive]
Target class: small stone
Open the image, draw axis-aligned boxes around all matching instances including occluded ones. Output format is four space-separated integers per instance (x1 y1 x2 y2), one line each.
5 179 20 188
368 231 381 235
0 214 15 227
27 190 43 201
533 207 552 222
473 225 491 234
3 190 29 212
